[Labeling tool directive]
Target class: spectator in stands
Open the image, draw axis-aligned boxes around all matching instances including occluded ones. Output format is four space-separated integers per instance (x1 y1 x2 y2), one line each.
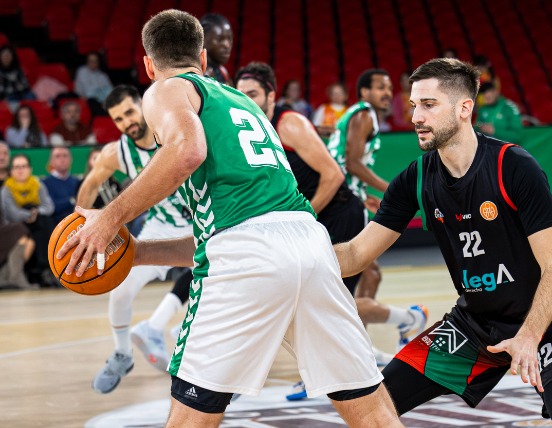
74 52 113 116
474 54 501 108
200 13 234 85
277 79 312 118
441 47 458 59
0 208 36 290
0 140 9 187
43 146 80 224
475 81 523 144
0 154 57 287
5 105 48 148
311 83 348 139
0 45 35 102
81 147 123 209
49 100 96 146
391 71 414 131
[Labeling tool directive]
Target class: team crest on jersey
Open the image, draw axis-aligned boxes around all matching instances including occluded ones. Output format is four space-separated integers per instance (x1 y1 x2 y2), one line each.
434 208 445 223
480 201 498 221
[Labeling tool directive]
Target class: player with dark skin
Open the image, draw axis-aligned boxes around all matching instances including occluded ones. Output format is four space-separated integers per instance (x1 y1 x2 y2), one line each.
201 13 233 86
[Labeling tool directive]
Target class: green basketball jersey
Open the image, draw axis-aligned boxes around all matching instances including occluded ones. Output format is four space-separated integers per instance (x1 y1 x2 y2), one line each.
326 101 381 199
117 134 192 227
174 73 314 244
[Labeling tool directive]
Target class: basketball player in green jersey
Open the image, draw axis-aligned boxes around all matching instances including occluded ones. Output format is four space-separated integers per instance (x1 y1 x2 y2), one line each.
59 10 402 428
77 85 194 394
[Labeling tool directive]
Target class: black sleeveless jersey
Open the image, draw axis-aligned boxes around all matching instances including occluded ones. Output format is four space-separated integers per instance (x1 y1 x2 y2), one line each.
374 133 552 324
271 105 355 219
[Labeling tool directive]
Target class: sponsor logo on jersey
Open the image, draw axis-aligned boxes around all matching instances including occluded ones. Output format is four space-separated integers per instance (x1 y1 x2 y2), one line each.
434 208 445 223
480 201 498 221
462 263 514 292
426 321 468 354
455 213 472 221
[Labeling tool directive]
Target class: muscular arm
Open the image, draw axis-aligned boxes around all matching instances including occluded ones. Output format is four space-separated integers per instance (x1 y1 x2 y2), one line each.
277 112 344 213
76 142 120 208
59 77 207 276
134 235 196 267
334 221 400 277
345 111 388 193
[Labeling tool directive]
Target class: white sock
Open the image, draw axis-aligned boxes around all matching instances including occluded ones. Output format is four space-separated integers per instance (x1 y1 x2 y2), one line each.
113 326 132 355
149 293 182 331
386 306 414 326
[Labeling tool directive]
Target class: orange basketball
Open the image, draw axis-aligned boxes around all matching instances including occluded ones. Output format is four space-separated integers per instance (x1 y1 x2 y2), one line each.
48 212 134 295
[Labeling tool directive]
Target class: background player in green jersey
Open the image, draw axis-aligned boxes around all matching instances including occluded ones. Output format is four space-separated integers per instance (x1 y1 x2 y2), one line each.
77 85 194 394
58 9 403 428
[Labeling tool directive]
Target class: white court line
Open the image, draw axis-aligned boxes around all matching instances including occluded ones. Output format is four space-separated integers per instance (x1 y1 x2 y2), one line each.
0 310 155 325
0 335 111 360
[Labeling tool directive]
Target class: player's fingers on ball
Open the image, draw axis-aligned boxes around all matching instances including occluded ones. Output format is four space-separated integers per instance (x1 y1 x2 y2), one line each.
76 246 96 277
57 234 79 260
64 244 85 274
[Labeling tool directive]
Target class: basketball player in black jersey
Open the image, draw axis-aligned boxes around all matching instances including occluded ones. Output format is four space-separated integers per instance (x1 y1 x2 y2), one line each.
235 63 428 382
334 57 552 418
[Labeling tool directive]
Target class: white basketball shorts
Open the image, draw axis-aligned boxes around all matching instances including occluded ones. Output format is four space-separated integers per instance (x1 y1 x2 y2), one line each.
170 211 383 397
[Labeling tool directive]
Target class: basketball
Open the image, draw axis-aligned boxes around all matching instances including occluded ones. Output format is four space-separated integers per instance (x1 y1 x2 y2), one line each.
48 212 135 295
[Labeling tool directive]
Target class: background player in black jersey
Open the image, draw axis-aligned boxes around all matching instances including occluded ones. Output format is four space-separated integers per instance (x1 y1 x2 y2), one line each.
235 62 428 384
334 57 552 418
200 13 233 86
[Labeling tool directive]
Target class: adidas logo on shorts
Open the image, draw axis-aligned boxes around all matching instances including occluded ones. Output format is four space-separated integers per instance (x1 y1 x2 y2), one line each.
185 387 198 398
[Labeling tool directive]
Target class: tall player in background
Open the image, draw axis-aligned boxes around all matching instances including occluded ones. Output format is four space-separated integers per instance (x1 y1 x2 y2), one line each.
325 69 424 346
77 85 194 394
200 13 233 86
60 10 403 427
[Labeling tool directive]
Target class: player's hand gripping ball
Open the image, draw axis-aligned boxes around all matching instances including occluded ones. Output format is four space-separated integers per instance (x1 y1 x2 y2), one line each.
48 212 134 295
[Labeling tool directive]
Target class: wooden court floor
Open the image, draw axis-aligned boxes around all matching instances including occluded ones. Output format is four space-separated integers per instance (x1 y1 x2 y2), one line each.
0 262 458 427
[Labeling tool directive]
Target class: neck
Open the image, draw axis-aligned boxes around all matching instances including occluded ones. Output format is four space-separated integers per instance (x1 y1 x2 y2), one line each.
437 127 479 178
155 66 202 81
266 103 275 121
134 128 156 149
0 169 7 180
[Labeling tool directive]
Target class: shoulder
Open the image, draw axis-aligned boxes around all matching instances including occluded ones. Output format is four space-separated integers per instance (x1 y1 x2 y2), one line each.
144 77 201 113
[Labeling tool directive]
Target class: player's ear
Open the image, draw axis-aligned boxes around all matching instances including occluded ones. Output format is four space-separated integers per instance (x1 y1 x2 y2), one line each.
268 90 276 104
199 48 207 73
143 56 155 80
460 97 474 120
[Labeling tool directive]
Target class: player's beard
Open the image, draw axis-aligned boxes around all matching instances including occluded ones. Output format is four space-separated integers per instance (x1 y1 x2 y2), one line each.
416 112 459 152
125 119 148 141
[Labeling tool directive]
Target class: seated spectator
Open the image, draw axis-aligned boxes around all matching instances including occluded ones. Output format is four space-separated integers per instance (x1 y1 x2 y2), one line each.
0 45 36 102
32 75 69 105
74 52 113 116
441 47 458 59
277 79 312 118
311 83 348 139
49 100 96 146
0 140 9 187
475 81 523 144
0 154 57 287
81 147 122 209
474 54 501 108
5 105 48 148
43 146 80 224
0 219 36 290
391 71 414 131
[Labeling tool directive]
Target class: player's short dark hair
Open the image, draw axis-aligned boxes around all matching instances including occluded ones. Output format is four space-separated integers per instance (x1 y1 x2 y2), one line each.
235 62 277 95
200 13 231 36
105 85 141 111
142 9 204 70
410 58 480 102
356 69 389 99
